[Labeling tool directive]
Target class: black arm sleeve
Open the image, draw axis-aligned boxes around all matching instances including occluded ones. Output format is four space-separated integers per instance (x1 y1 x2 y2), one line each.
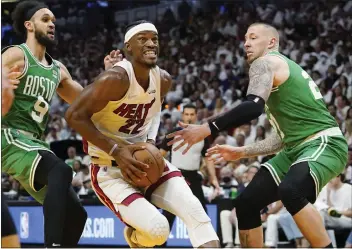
208 95 265 137
160 127 183 151
201 138 210 157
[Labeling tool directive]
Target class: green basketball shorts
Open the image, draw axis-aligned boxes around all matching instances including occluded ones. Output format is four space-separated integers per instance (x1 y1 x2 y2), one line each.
1 128 53 204
262 132 348 197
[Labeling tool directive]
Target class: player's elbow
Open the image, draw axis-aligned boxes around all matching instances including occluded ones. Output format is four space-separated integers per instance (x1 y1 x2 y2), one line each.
65 106 81 128
246 94 265 118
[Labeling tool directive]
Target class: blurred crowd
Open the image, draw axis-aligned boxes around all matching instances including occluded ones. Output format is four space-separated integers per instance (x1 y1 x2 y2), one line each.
2 0 352 247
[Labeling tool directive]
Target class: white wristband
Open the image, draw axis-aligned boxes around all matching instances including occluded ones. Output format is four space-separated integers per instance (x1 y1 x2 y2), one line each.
109 144 118 156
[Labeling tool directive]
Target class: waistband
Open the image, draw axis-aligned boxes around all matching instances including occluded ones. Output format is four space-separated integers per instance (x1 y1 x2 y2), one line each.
91 156 118 167
300 127 343 145
2 126 38 139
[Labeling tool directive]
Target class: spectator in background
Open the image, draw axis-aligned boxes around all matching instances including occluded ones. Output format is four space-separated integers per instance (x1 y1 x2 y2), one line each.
64 146 82 168
261 201 285 248
219 165 259 248
159 104 220 248
315 174 352 247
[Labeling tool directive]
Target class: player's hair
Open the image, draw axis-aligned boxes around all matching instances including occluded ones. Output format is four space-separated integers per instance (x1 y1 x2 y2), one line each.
124 20 153 34
249 22 280 48
182 104 197 113
12 0 48 36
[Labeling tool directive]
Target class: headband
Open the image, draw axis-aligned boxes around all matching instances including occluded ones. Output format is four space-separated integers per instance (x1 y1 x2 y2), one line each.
124 23 158 43
25 4 48 21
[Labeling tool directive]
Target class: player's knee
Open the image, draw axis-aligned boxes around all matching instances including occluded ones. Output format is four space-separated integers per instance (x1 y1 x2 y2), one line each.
146 214 169 245
52 161 73 182
178 191 211 228
278 181 308 216
235 193 262 230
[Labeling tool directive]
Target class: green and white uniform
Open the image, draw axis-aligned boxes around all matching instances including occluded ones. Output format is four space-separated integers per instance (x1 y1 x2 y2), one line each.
1 43 61 203
262 51 348 196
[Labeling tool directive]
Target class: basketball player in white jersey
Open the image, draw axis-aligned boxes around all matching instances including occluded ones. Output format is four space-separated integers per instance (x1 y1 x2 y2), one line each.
65 20 220 248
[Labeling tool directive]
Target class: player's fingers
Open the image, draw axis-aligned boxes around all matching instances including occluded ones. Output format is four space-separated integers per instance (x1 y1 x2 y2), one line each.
166 130 182 140
208 153 222 161
206 146 219 155
173 140 187 151
129 145 146 152
214 157 225 164
9 65 20 73
8 71 21 80
128 160 148 176
9 79 20 85
124 168 139 183
167 136 183 146
121 169 133 182
182 143 193 155
178 121 188 128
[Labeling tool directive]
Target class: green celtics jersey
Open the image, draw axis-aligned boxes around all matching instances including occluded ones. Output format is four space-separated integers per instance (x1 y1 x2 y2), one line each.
2 43 61 139
265 51 338 148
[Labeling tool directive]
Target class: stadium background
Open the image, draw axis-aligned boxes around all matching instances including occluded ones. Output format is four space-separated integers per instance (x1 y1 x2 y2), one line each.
1 0 352 247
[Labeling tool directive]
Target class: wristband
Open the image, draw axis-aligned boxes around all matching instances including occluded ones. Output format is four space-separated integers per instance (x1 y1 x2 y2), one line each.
109 144 118 156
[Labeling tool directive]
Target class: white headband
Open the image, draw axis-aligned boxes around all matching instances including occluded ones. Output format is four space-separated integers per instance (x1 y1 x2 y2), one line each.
124 23 158 43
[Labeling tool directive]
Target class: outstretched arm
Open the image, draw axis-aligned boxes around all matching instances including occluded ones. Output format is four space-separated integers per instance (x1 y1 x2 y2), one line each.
166 56 275 154
243 131 283 157
206 131 283 164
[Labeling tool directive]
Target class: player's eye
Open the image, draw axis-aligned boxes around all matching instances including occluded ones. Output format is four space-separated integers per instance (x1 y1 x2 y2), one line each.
139 37 147 43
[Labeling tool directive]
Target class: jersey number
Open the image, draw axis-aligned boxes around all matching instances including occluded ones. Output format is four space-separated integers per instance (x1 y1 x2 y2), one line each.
301 70 323 100
119 119 145 134
32 96 49 123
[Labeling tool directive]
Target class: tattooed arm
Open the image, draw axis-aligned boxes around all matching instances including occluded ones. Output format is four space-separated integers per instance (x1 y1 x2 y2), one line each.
206 56 274 135
166 56 278 153
246 57 274 101
244 131 283 157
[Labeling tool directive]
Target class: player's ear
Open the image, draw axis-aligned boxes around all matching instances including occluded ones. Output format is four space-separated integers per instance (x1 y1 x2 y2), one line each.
125 42 132 53
268 37 276 49
24 21 34 32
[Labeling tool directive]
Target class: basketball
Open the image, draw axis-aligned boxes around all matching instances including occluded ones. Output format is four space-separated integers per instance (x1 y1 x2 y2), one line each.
131 142 165 188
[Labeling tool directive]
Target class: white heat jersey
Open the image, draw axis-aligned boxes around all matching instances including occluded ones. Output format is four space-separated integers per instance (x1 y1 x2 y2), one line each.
88 60 162 161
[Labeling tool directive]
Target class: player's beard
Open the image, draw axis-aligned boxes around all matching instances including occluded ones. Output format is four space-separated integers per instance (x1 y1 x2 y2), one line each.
143 59 157 69
35 30 57 48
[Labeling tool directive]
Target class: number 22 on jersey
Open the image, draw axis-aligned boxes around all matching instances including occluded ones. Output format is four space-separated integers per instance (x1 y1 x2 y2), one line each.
301 70 323 100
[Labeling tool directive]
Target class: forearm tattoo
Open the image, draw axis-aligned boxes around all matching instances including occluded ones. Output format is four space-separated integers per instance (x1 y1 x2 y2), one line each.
244 132 283 157
246 57 274 101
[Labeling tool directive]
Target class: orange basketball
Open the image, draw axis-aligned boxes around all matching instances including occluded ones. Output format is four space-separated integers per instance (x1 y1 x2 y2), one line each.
131 142 165 188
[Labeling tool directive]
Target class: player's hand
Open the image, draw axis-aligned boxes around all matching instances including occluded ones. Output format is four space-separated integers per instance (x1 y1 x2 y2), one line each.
206 145 245 164
112 144 149 184
6 65 21 89
1 66 20 116
166 121 211 154
104 49 123 70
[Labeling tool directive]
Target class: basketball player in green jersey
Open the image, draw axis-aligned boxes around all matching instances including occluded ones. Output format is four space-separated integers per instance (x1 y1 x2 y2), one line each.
1 1 120 247
167 23 348 248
